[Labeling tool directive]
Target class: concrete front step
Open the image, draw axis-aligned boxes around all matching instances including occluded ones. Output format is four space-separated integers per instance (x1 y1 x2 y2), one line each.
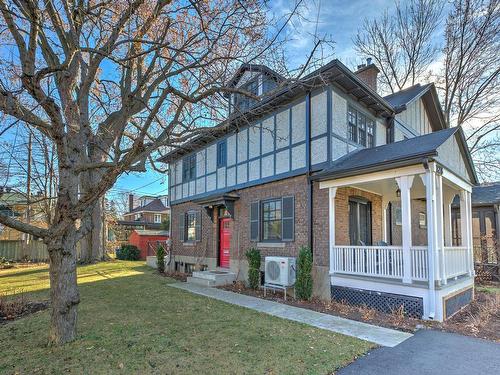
188 270 236 287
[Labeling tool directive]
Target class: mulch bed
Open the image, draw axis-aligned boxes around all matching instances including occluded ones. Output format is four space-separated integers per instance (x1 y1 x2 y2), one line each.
0 300 49 324
440 290 500 342
159 271 188 282
219 282 500 342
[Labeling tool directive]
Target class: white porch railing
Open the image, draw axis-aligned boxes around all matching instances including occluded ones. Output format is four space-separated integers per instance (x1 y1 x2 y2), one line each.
411 246 428 281
331 245 471 283
444 246 468 279
331 246 404 279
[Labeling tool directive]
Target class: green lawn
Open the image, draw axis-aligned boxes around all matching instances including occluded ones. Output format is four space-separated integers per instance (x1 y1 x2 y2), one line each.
0 261 373 374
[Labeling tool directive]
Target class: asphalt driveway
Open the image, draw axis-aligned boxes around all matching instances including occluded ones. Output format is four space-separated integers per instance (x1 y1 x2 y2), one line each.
338 329 500 375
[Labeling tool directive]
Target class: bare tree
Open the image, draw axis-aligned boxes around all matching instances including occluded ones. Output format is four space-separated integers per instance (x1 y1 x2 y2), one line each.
0 0 319 344
353 0 443 94
439 0 500 180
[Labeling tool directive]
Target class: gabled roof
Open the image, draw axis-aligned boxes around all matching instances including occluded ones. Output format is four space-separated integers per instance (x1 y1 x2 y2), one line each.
384 83 447 131
384 83 431 108
226 63 285 89
312 127 478 184
159 59 396 163
471 182 500 205
125 198 168 214
0 192 28 205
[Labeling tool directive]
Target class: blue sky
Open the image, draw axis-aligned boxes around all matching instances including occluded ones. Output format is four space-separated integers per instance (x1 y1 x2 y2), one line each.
115 0 397 199
2 0 444 202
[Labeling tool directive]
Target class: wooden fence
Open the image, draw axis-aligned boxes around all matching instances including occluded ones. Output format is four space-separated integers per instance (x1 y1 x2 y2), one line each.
0 241 81 262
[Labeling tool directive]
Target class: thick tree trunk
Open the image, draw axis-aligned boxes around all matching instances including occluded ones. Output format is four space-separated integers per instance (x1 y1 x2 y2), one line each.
47 224 80 345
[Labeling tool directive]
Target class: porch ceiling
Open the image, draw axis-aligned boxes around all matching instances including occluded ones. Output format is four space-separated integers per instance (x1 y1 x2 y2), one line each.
349 175 427 200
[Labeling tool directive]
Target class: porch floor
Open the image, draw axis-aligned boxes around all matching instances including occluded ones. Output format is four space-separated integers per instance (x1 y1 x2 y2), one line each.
331 272 473 290
169 282 412 347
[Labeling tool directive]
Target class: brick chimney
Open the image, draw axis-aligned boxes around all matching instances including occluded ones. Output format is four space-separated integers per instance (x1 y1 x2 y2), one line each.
128 194 134 212
355 58 379 92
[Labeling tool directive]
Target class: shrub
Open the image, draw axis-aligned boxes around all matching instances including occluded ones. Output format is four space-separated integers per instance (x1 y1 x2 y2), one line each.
116 244 140 260
156 246 165 273
295 246 313 300
245 248 261 289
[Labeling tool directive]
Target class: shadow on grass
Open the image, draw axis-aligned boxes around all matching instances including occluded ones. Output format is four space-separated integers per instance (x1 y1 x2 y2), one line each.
0 266 49 279
1 262 155 297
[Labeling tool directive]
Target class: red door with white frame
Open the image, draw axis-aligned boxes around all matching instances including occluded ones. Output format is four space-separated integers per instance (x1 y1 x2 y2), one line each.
219 218 231 268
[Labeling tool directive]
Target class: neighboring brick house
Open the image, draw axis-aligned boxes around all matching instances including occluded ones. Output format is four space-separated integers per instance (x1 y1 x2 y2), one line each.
161 59 478 321
115 195 170 242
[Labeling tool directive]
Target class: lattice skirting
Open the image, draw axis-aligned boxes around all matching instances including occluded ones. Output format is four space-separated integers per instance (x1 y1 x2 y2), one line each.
444 288 473 319
331 285 424 318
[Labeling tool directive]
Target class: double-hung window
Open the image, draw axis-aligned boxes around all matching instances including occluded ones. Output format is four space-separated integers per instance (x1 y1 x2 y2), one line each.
154 214 161 223
250 196 295 243
217 140 227 168
179 210 201 242
348 106 375 148
182 154 196 182
234 79 259 112
262 199 282 241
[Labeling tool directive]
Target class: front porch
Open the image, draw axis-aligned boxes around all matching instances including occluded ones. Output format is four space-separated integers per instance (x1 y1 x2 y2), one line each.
320 162 475 321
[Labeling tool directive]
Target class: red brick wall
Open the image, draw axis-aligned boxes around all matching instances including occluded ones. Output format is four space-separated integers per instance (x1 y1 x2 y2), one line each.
170 175 309 266
170 202 218 260
313 184 383 267
391 199 428 246
171 177 384 271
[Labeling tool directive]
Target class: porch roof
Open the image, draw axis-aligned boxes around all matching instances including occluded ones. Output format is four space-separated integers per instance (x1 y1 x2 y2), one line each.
312 128 468 181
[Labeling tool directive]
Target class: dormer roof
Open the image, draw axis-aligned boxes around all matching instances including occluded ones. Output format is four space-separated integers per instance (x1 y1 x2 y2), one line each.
225 63 285 90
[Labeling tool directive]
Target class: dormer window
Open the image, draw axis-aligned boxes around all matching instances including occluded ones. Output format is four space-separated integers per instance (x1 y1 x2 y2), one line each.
233 78 259 112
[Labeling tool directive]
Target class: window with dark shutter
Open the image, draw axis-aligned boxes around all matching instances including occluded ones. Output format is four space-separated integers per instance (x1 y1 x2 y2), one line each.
250 202 260 241
281 196 294 241
179 213 185 242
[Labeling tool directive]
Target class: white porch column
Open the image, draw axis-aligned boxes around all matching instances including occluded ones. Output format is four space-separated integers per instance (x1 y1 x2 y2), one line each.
382 198 390 243
443 191 455 247
435 173 445 285
460 190 473 276
396 175 414 284
329 187 338 274
423 166 437 319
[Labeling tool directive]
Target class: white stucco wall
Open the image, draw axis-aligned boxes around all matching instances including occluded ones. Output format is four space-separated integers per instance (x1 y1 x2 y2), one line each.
311 91 327 138
291 101 306 144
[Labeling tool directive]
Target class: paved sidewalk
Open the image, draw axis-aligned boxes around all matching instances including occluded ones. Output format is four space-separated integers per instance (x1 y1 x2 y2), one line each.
338 329 500 374
169 283 412 347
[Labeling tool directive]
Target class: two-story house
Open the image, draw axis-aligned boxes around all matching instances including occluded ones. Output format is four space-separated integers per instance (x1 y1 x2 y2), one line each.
116 194 170 241
160 59 478 321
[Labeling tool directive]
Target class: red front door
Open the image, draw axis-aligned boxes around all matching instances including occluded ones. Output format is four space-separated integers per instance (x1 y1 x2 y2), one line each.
219 218 231 268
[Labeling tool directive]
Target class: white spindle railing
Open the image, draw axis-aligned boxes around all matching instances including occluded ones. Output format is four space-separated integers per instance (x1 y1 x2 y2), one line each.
331 246 404 279
410 246 428 281
331 245 470 283
444 246 468 279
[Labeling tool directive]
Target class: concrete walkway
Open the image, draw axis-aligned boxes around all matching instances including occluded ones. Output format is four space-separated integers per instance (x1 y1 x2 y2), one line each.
338 329 500 374
169 283 412 347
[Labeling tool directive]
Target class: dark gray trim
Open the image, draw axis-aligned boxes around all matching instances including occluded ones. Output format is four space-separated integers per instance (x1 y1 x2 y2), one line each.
171 167 308 206
311 155 436 182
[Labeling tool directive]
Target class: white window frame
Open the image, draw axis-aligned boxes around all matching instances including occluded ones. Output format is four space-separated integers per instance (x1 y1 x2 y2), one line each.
154 214 162 223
